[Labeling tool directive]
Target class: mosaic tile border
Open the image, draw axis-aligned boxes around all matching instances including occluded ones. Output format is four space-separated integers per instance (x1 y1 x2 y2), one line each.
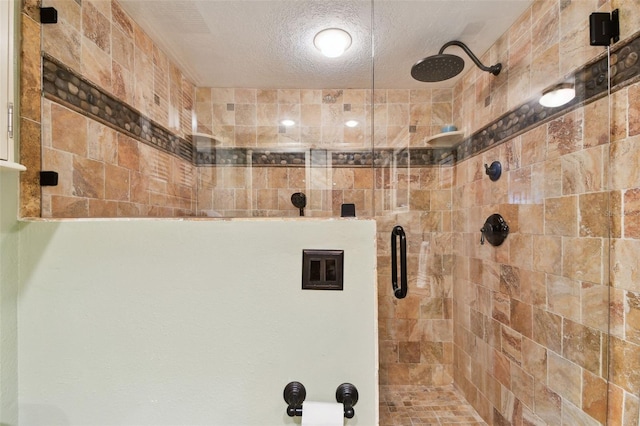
42 31 640 169
42 54 194 163
195 147 454 167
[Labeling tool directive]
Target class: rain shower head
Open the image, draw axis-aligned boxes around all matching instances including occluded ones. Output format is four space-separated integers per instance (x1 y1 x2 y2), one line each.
411 40 502 83
411 54 465 83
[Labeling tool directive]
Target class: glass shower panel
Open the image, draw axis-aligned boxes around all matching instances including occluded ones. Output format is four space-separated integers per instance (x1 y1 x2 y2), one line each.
374 1 616 425
38 0 374 218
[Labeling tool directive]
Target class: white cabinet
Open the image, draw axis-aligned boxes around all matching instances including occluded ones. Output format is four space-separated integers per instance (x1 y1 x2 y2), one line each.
0 0 25 171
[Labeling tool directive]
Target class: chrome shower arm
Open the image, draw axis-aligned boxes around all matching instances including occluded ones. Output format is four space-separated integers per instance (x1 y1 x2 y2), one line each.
439 40 502 75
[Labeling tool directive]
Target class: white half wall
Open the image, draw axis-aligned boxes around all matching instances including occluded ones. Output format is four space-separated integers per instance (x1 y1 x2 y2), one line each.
18 218 378 425
0 169 20 425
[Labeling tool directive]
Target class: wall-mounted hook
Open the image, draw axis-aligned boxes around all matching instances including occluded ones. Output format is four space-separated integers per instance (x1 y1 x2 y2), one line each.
484 161 502 181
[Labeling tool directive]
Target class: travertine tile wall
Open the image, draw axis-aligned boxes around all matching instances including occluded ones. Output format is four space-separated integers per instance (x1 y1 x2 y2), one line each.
41 0 192 133
607 76 639 425
449 0 640 424
41 99 196 217
32 0 197 217
20 0 43 218
194 88 453 217
451 102 613 425
196 164 376 218
375 167 455 387
194 87 454 149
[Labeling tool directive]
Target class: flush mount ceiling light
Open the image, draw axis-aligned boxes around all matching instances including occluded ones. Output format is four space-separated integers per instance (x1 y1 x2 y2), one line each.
345 120 359 128
313 28 352 58
280 119 296 127
539 83 576 108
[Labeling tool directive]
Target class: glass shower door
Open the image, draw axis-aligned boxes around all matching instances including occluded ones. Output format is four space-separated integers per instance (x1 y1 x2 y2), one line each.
372 1 621 425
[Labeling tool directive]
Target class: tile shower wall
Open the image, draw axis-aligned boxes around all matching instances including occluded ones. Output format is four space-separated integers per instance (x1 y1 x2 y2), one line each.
193 87 454 218
448 0 640 424
609 77 640 426
451 103 612 425
375 170 455 387
41 99 196 217
20 0 43 217
194 87 454 150
32 0 197 217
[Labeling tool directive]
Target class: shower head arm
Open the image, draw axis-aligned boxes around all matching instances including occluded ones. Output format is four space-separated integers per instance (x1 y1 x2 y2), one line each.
439 40 502 76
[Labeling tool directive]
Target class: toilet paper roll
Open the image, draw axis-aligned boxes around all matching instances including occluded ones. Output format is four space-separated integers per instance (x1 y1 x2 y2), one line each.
301 401 344 426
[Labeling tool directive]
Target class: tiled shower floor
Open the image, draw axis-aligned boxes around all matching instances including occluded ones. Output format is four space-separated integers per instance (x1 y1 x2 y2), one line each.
379 385 487 426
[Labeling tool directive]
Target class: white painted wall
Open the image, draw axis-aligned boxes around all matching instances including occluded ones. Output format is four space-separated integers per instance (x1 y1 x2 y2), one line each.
0 169 20 425
18 219 378 425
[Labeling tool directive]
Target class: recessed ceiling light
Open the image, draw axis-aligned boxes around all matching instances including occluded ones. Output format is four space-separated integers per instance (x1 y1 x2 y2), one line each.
345 120 359 128
539 83 575 108
280 119 296 127
313 28 352 58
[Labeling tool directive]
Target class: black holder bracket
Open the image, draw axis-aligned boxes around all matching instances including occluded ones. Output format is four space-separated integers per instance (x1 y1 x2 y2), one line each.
283 381 305 417
480 214 509 246
283 381 359 419
336 383 359 419
40 7 58 24
484 161 502 181
590 9 619 46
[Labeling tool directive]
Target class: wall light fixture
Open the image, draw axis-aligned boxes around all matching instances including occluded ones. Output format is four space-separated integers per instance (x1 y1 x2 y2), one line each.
539 82 576 108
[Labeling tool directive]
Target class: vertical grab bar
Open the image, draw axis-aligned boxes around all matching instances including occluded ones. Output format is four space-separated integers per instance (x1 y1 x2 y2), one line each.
391 225 407 299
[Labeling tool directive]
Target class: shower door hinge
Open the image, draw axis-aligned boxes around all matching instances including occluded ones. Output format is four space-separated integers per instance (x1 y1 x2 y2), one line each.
590 9 619 46
40 171 59 186
7 103 13 139
40 7 58 24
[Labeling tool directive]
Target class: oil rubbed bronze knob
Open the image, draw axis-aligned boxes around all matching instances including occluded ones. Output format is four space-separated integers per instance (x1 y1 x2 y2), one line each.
484 161 502 181
480 213 509 246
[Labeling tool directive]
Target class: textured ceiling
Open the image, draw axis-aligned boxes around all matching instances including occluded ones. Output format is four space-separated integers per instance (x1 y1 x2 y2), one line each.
118 0 532 89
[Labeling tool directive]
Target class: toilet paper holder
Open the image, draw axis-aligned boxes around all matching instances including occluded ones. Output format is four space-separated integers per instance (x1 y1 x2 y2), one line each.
283 381 359 419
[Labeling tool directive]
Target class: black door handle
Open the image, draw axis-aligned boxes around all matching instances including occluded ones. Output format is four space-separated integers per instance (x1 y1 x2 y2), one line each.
391 225 407 299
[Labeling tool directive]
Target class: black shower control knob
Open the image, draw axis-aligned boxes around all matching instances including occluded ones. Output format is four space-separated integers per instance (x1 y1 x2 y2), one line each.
480 214 509 246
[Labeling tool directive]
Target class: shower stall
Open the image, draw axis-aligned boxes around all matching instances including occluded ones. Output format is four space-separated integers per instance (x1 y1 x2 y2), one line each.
13 0 640 424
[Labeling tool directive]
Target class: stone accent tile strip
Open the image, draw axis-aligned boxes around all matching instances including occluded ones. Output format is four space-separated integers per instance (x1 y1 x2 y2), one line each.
253 150 306 166
42 54 194 163
611 35 640 88
410 148 456 166
195 148 249 166
195 148 456 167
